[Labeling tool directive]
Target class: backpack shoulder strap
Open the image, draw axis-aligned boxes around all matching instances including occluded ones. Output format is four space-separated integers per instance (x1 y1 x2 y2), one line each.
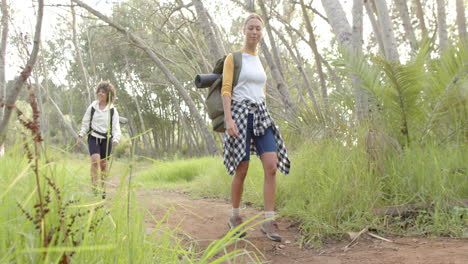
232 51 242 89
110 108 114 137
89 106 95 132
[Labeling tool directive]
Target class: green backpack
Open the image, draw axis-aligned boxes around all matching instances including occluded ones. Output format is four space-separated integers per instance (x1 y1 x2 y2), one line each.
206 51 242 132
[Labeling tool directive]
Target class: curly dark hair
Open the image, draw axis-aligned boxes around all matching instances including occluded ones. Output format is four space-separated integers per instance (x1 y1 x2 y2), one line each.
95 81 116 104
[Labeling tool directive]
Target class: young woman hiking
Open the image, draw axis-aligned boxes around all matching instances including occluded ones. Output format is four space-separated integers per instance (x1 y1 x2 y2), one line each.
76 81 121 199
222 13 290 242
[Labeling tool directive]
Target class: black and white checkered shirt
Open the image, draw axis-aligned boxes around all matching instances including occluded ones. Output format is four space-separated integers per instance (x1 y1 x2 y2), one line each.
223 100 291 176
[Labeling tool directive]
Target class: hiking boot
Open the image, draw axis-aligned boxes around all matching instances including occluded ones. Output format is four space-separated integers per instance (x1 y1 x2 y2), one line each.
261 220 282 242
228 215 247 238
101 191 106 199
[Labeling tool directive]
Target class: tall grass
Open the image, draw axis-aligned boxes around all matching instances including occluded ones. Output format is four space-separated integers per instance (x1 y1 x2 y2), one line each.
0 145 257 263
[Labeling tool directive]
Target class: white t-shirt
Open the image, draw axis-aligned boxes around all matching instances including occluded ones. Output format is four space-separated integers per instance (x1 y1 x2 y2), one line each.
232 52 267 104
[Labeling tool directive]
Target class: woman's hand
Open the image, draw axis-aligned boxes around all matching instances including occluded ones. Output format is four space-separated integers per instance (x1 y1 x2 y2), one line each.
225 118 238 137
112 141 118 148
75 136 82 148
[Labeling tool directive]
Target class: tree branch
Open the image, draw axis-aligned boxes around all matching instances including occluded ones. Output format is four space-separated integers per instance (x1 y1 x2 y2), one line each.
0 0 43 145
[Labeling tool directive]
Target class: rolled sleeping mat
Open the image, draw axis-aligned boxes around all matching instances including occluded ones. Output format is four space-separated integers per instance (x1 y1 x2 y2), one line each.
195 74 222 88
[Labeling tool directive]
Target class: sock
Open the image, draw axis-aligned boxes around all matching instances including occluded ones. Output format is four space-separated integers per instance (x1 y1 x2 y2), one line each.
232 208 240 217
265 211 275 219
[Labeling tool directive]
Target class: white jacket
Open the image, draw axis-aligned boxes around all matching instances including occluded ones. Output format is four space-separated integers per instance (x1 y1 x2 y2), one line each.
78 101 121 143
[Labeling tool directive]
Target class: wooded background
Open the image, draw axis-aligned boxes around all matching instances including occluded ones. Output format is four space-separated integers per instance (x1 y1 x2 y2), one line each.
0 0 466 159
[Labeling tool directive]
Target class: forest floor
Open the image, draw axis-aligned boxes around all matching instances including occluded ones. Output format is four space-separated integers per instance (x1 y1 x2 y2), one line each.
108 178 468 264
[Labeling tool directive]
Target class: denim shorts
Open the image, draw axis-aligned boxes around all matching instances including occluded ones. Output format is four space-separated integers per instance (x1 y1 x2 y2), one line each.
88 135 112 159
242 114 277 162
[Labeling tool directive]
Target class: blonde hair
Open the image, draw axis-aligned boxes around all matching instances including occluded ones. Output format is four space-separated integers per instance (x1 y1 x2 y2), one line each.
95 81 116 104
243 13 264 28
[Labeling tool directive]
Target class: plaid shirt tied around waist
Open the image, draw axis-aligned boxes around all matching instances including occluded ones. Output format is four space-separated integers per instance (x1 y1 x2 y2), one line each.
223 100 291 176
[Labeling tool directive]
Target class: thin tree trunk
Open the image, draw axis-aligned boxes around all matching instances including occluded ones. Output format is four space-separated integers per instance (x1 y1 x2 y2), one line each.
436 0 448 52
70 1 92 105
38 48 50 139
320 0 353 48
456 0 467 43
321 0 370 122
123 57 153 157
258 0 285 77
71 0 219 155
0 0 7 121
33 68 45 136
395 0 418 51
205 10 226 55
192 0 224 61
48 91 87 151
270 26 322 119
352 0 369 121
0 0 8 155
365 1 386 55
0 0 43 145
373 0 399 62
260 40 297 117
413 0 428 36
300 0 328 111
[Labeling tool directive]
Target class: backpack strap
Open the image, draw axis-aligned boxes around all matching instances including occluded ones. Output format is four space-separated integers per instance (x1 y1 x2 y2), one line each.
232 51 242 89
89 106 95 134
109 108 114 137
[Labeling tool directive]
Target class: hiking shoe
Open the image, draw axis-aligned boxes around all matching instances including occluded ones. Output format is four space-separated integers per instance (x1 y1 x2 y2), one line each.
101 191 106 199
261 220 282 242
228 216 247 238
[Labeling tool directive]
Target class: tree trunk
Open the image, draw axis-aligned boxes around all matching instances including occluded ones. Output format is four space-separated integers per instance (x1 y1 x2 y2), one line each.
0 0 43 145
71 0 219 155
0 0 8 155
395 0 418 51
0 0 7 121
321 0 370 122
352 0 369 121
456 0 467 44
48 91 87 152
436 0 448 52
33 68 45 136
260 40 297 117
258 0 285 78
320 0 353 49
365 1 386 55
70 1 92 105
373 0 399 62
300 0 328 111
205 10 227 55
271 26 322 119
192 0 224 61
123 56 153 157
413 0 428 36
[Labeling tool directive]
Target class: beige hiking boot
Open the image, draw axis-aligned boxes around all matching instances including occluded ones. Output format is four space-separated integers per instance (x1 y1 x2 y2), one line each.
228 215 247 238
261 220 282 242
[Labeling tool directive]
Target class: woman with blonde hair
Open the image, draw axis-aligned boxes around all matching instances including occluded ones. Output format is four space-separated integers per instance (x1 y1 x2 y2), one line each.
76 81 121 199
222 13 290 242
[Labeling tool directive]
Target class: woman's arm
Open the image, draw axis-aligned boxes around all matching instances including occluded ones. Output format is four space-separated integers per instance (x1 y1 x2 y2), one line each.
76 104 92 147
222 95 238 137
78 104 92 137
221 53 238 137
112 108 121 144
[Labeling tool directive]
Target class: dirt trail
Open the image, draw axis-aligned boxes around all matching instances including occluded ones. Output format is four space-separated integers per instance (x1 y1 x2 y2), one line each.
108 179 467 263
